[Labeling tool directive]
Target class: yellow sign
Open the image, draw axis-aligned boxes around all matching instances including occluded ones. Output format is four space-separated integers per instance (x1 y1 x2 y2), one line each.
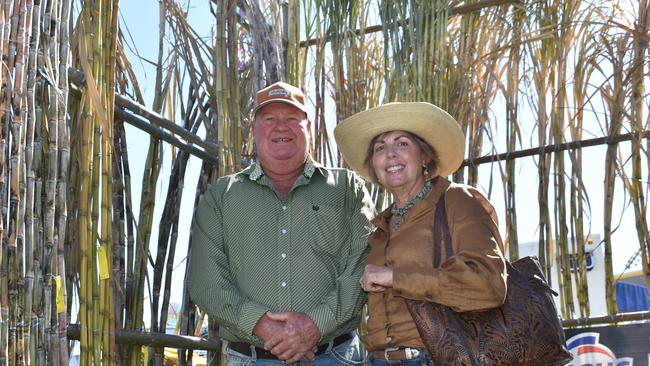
98 245 110 280
55 276 65 313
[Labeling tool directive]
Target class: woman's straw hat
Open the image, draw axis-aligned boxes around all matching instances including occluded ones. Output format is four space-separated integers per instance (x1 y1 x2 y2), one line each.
334 102 465 182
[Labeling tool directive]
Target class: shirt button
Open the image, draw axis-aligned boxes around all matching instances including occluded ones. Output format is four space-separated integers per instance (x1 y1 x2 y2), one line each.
281 253 287 258
282 205 287 210
281 229 287 234
281 282 287 287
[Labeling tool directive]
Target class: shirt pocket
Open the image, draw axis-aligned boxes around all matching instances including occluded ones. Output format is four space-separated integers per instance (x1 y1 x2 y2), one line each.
306 201 346 257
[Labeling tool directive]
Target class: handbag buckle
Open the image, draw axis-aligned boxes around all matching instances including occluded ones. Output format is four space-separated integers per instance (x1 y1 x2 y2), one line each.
383 346 399 361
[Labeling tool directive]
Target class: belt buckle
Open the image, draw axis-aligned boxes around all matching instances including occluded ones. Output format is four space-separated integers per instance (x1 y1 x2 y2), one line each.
404 348 420 360
384 346 399 361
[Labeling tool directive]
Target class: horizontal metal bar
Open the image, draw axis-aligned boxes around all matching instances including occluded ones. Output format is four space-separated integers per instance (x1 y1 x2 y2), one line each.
462 130 650 168
562 311 650 327
115 94 220 157
114 108 219 166
68 67 220 163
298 0 519 47
67 324 221 351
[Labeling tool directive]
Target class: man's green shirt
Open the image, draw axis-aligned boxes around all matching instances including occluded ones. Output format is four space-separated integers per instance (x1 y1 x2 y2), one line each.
188 158 375 346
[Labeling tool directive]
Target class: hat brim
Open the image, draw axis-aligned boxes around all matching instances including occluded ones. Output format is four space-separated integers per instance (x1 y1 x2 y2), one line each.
334 102 465 182
254 99 307 115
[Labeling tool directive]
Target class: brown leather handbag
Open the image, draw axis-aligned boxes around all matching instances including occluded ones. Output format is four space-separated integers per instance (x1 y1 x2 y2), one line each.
406 193 573 366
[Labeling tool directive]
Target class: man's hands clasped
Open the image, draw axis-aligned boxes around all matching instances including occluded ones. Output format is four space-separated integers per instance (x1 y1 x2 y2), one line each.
253 312 321 363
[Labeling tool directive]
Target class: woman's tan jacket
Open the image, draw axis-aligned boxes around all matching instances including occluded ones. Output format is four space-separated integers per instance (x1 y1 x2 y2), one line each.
363 177 508 351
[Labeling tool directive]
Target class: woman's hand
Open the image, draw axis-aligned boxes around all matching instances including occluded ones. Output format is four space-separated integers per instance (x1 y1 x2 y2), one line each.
360 264 393 292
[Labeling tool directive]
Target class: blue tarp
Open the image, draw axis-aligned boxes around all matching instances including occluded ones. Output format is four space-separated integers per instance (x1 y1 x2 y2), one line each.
616 281 650 312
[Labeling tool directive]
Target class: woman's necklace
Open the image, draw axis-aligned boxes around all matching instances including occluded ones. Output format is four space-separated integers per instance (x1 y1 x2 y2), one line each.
390 180 433 230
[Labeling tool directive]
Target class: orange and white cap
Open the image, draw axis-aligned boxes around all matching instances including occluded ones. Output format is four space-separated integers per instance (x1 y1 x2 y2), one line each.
254 81 307 116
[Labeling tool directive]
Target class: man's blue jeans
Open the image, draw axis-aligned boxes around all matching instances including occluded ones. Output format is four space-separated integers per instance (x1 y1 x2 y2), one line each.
225 336 364 366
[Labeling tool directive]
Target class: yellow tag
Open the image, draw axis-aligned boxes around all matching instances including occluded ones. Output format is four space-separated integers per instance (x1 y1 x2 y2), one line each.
98 245 110 280
55 276 65 313
142 346 149 365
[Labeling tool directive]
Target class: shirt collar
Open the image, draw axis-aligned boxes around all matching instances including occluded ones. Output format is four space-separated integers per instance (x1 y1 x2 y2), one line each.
244 156 324 182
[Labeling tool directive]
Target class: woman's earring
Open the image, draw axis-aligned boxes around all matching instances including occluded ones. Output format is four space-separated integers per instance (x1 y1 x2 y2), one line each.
423 165 429 176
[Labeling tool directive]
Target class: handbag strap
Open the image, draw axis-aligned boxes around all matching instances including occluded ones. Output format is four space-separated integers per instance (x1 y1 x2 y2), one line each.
432 191 453 268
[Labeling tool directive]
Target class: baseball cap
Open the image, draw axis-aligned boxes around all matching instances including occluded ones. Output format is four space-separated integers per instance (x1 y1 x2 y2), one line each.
254 81 307 116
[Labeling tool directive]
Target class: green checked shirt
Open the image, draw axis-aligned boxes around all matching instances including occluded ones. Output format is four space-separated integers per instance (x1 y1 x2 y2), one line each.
188 157 375 347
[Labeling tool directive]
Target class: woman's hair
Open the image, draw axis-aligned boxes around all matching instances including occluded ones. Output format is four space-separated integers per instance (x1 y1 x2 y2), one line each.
363 131 439 182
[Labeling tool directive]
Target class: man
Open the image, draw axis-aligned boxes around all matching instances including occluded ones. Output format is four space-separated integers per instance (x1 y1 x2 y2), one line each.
188 81 374 365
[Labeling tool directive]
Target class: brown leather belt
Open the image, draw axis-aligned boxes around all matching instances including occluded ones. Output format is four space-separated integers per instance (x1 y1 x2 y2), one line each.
371 347 424 362
229 333 353 360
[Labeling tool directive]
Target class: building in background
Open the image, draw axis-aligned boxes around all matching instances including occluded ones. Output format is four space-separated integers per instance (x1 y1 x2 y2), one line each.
515 235 650 366
515 234 649 316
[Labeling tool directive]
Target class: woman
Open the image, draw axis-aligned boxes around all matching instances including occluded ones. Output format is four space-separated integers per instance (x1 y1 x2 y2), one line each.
334 102 507 366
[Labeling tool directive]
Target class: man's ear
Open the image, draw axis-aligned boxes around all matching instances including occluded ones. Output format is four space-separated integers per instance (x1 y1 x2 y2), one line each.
251 116 259 138
307 118 314 155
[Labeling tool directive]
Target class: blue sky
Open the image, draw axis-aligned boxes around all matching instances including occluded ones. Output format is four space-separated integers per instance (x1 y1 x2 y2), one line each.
119 0 212 327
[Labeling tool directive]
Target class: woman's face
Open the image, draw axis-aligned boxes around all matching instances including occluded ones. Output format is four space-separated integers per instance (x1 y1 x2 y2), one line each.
371 130 427 193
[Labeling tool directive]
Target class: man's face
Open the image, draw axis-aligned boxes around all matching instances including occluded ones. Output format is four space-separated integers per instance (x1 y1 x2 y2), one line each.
253 103 311 172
